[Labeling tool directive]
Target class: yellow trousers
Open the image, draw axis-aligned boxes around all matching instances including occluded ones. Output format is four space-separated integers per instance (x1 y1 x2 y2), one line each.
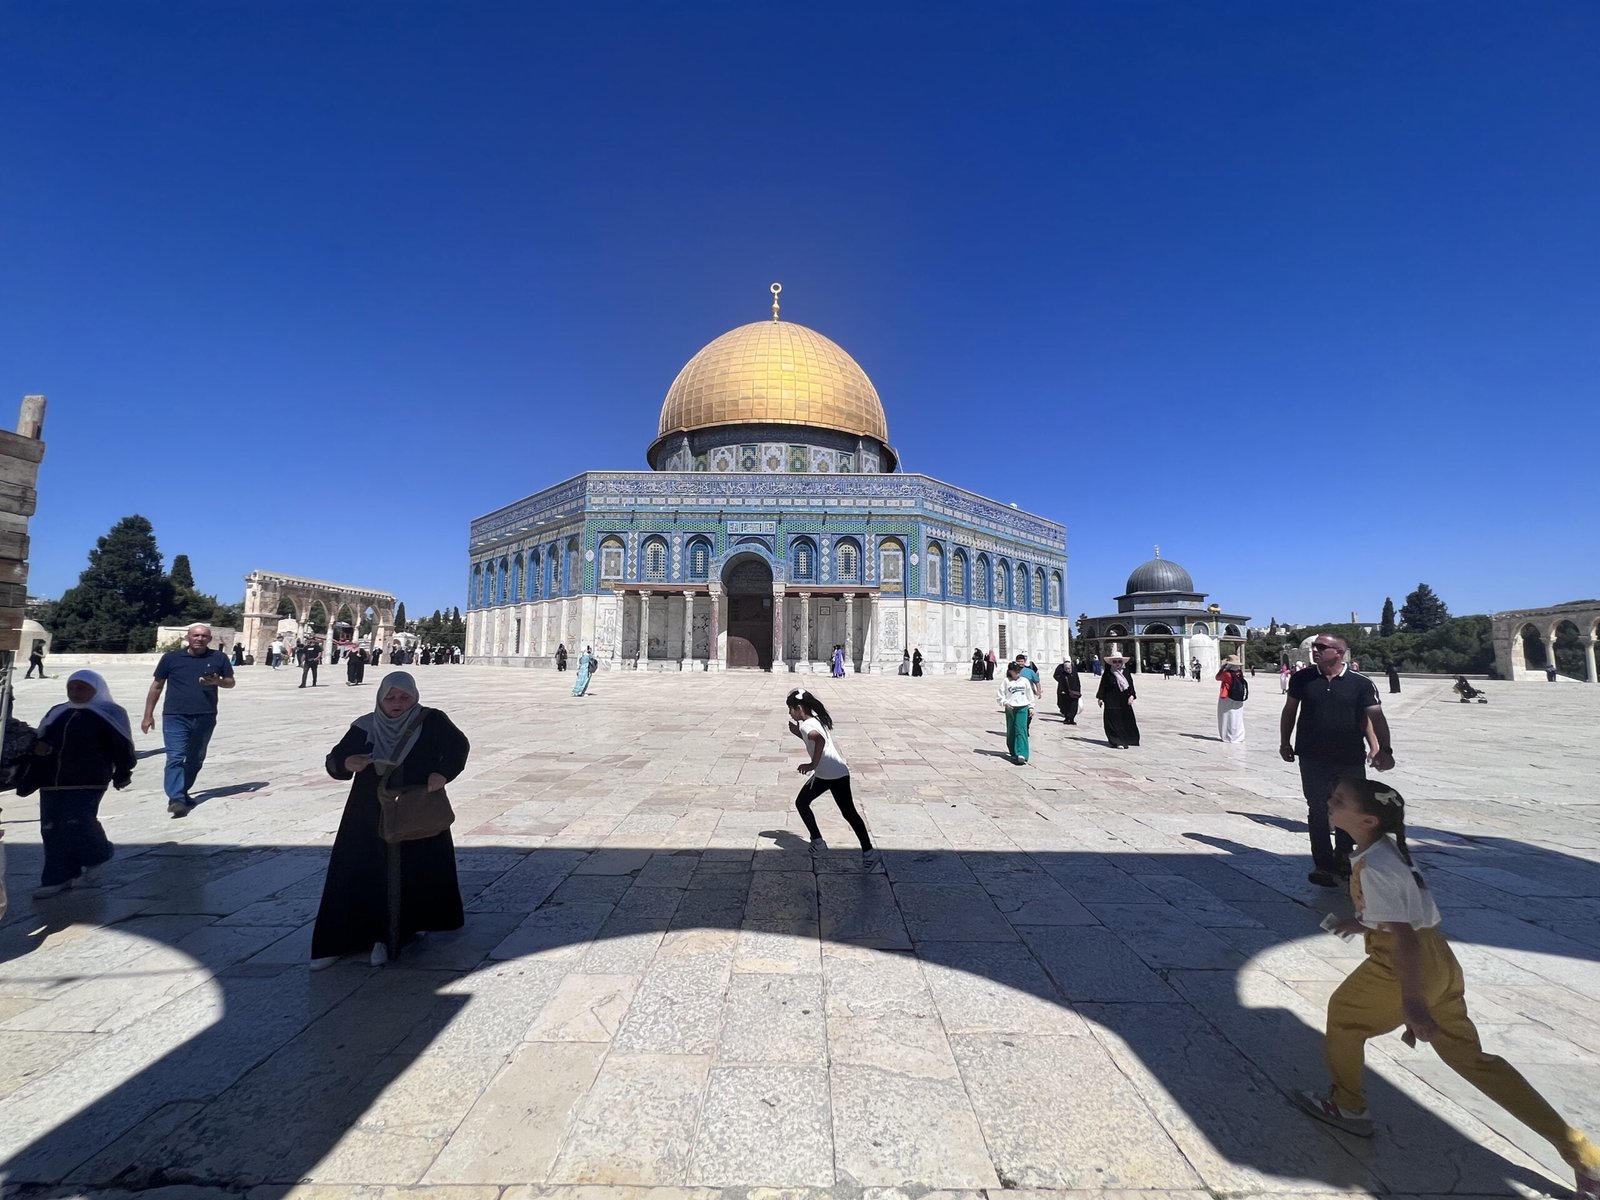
1326 927 1600 1173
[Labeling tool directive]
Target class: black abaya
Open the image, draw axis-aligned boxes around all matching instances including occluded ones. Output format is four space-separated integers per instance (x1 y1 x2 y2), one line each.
1095 671 1141 746
312 708 470 959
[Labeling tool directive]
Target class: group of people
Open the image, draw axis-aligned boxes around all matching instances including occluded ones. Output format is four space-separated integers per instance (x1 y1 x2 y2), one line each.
8 623 1598 1198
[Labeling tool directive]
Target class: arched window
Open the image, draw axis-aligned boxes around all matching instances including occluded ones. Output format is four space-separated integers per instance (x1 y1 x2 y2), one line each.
600 537 625 582
792 538 816 580
643 537 668 581
994 559 1007 607
527 551 541 599
566 537 580 595
925 542 943 596
1035 568 1047 613
511 554 523 603
1016 562 1031 610
837 540 860 581
688 537 711 580
974 554 990 601
1049 572 1061 612
879 538 904 585
950 549 966 597
471 564 484 608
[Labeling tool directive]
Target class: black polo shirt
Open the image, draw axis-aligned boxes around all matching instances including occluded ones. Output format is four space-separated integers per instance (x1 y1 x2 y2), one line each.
1289 664 1380 765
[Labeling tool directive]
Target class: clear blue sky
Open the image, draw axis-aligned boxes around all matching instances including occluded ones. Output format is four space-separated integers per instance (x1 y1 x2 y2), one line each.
4 2 1596 626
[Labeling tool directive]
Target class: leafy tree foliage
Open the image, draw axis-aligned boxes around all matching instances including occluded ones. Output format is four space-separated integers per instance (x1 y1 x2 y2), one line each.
1245 615 1493 675
50 516 176 652
170 554 196 589
1380 597 1396 637
395 602 407 632
1399 583 1450 632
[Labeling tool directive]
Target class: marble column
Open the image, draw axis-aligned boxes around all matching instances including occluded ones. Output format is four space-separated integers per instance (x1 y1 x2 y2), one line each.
1546 635 1559 680
680 591 694 671
799 592 811 669
865 594 880 673
1586 638 1596 684
638 590 653 668
608 591 623 665
708 584 723 670
844 594 855 673
772 584 786 672
1134 639 1143 674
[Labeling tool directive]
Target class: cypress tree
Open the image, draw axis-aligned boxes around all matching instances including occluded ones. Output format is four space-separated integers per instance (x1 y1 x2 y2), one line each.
170 554 196 589
395 602 407 631
1400 583 1450 633
1380 597 1396 637
50 516 176 652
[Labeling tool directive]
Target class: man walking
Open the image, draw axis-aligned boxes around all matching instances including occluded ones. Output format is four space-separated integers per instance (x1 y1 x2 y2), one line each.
269 637 285 670
300 638 323 688
1279 633 1393 887
142 622 235 818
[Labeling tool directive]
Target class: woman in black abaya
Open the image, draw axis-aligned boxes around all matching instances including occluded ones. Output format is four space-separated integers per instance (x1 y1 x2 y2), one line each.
1095 652 1141 748
310 671 470 968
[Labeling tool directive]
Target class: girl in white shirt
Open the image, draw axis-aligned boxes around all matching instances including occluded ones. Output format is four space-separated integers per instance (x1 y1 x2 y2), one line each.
786 689 879 870
1298 779 1599 1198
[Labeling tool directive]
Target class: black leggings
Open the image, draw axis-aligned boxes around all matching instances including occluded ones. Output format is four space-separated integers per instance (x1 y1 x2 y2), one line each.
795 773 872 850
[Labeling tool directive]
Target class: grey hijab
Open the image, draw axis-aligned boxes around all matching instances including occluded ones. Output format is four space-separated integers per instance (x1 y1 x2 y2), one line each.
354 671 427 767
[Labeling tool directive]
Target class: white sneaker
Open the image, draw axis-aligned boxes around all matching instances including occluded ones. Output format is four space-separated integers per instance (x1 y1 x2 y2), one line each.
309 955 340 971
370 942 389 966
809 837 828 859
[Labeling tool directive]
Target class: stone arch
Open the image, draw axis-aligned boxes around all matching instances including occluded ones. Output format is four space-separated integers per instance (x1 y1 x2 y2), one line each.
722 551 775 670
1517 622 1546 671
243 571 398 663
1553 618 1585 679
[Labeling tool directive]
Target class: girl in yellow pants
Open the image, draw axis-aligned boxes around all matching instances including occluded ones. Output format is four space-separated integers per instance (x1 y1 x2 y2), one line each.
1297 778 1599 1198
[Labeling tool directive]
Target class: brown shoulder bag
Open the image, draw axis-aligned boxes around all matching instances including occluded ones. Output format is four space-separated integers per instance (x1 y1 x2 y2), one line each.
376 765 454 843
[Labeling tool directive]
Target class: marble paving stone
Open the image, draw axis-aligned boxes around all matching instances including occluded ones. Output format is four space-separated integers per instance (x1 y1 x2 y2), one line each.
687 1065 832 1187
822 945 936 1020
715 972 825 1064
526 973 641 1041
744 871 818 921
948 1032 1202 1189
0 1029 100 1099
1085 902 1249 970
1016 924 1181 1003
576 919 668 974
612 945 735 1055
826 1014 960 1079
817 872 912 949
733 920 821 974
829 1063 1000 1189
549 1053 711 1185
892 882 1017 943
424 1041 608 1184
916 940 1089 1035
489 902 617 961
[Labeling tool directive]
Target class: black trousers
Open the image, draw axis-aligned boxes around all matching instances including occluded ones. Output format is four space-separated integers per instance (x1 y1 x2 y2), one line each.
40 786 114 885
795 773 872 850
25 658 44 678
301 662 319 687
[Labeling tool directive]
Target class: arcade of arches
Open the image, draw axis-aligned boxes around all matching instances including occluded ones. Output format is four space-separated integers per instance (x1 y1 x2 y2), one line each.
1492 602 1600 682
242 571 396 663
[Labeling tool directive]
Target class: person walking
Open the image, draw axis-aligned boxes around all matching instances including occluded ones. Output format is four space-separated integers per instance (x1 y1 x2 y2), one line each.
25 641 46 679
831 645 846 678
911 648 923 677
555 643 568 671
346 645 368 686
1053 657 1082 724
1096 651 1140 748
1296 779 1600 1199
269 637 285 670
571 645 596 696
310 672 470 968
786 688 878 869
141 623 235 818
231 642 245 667
1190 658 1202 681
1216 654 1248 743
1385 662 1401 694
22 670 134 896
984 649 996 681
1279 661 1292 693
970 648 985 680
997 662 1035 764
299 638 323 688
899 649 911 676
1279 632 1393 888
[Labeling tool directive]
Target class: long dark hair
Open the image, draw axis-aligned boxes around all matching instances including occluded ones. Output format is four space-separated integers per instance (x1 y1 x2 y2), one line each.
785 688 834 729
1347 778 1427 889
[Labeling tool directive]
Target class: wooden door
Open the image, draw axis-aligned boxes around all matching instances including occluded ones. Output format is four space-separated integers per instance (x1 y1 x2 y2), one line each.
726 595 772 670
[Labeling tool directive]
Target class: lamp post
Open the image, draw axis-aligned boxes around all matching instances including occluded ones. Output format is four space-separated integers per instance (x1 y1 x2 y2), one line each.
1208 603 1223 669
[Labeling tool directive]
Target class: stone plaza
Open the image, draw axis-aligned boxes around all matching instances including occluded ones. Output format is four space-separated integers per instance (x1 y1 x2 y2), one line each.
0 664 1597 1199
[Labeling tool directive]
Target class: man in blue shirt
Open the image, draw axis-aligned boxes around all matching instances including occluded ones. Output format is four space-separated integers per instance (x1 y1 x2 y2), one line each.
141 623 236 818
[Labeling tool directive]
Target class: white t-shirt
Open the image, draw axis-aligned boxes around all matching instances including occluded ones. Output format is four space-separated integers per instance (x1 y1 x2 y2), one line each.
1350 837 1441 930
997 676 1034 709
793 716 849 780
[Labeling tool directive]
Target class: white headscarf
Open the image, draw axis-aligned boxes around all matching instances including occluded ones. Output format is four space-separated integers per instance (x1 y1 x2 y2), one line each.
354 671 427 767
39 669 135 748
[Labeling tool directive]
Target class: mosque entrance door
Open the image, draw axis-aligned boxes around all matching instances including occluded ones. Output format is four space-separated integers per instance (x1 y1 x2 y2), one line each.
724 556 774 670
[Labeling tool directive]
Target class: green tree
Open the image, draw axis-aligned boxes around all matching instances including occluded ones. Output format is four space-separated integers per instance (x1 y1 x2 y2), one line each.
170 554 196 590
395 602 407 632
1400 583 1450 632
1380 597 1396 637
50 516 176 652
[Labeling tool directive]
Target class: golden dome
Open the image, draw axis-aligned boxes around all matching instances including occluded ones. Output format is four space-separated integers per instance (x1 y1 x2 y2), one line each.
657 319 889 445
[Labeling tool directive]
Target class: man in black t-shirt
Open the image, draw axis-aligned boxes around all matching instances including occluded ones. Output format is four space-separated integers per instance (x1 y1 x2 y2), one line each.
1279 633 1395 887
300 639 323 688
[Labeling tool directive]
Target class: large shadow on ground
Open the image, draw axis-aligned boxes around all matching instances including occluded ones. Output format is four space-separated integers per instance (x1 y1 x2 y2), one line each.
1 831 1596 1195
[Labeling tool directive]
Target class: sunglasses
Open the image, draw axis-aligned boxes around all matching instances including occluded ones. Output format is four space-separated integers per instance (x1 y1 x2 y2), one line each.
1312 643 1342 654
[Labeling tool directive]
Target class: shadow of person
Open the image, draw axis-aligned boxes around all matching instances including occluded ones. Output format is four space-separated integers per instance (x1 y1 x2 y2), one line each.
0 837 1595 1194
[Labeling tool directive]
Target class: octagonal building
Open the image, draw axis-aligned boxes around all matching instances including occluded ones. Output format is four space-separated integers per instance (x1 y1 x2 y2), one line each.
465 289 1069 673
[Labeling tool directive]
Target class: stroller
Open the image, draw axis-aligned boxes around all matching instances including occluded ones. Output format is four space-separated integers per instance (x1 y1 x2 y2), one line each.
1453 676 1488 703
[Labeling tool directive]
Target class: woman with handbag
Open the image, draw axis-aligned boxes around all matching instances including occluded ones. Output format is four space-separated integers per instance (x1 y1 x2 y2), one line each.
310 671 470 968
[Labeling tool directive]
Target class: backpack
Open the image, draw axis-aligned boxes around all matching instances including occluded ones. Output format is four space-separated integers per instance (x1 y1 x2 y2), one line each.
1227 672 1248 702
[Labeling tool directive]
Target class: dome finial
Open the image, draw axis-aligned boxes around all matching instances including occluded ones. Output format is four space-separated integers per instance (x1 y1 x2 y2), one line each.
1154 544 1160 559
770 281 782 322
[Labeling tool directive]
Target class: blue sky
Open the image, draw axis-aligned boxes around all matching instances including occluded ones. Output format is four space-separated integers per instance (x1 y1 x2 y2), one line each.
4 2 1596 626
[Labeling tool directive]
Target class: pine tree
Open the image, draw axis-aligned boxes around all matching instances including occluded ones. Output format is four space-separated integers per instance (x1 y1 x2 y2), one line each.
1380 597 1396 637
395 602 407 632
170 554 196 589
50 516 176 652
1399 583 1450 633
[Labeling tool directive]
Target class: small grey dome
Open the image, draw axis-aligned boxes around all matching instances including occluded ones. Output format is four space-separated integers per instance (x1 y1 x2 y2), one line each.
1125 557 1195 594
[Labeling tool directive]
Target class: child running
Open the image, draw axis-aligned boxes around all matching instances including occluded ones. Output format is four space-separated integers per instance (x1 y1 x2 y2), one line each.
1297 778 1599 1197
785 688 879 870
